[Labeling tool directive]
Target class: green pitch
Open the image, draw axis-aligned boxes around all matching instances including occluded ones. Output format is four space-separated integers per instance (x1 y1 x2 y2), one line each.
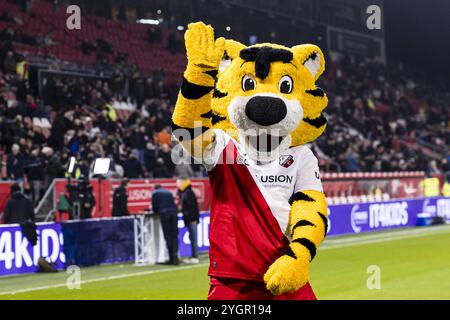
1 225 449 300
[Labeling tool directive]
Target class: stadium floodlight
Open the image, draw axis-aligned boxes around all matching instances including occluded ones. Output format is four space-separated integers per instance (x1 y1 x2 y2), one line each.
93 158 111 175
67 156 76 174
136 19 159 25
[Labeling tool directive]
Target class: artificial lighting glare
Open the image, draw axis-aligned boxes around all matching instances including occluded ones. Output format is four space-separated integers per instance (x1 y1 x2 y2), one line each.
226 26 231 31
136 19 160 25
67 156 75 174
157 9 162 14
177 25 184 31
93 158 111 175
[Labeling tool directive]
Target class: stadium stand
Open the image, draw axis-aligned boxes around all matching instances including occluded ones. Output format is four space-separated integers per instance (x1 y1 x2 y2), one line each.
0 0 448 209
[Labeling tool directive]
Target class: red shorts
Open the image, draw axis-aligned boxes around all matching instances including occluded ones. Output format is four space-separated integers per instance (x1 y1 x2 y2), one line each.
208 278 316 300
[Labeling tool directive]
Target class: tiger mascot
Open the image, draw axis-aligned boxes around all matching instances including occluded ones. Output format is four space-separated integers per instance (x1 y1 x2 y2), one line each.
172 22 328 300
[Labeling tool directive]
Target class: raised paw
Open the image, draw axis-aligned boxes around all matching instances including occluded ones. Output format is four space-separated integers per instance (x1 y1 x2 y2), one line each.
184 22 225 69
263 255 310 296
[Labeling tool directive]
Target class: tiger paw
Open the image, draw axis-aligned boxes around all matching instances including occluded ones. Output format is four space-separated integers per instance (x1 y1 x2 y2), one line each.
263 255 310 296
184 22 225 69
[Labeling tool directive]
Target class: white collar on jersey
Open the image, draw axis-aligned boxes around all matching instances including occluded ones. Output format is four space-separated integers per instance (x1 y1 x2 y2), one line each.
238 132 292 164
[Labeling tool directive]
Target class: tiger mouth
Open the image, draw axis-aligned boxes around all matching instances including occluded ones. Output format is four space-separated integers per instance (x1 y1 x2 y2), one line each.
245 133 285 152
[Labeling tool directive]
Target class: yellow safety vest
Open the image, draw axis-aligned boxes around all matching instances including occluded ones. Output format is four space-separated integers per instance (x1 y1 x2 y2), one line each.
65 165 81 179
105 104 117 122
420 177 440 197
16 61 29 80
443 182 450 197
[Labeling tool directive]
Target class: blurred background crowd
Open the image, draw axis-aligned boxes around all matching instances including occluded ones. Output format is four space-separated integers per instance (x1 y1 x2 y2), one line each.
0 0 448 205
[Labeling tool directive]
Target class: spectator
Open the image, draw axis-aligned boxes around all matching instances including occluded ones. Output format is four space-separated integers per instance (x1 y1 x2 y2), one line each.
144 142 157 177
3 51 16 74
24 146 44 204
153 157 172 178
6 143 24 181
78 177 96 219
151 184 179 265
159 143 175 175
442 173 450 197
123 150 144 179
128 125 147 162
112 179 130 217
177 177 200 264
345 147 359 172
42 148 64 188
3 183 34 224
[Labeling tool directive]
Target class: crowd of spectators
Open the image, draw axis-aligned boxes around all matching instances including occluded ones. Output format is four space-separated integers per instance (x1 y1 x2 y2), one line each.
0 27 192 205
1 11 449 207
314 55 449 175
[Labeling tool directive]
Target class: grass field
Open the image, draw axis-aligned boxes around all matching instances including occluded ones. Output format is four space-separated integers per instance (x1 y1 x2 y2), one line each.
1 225 449 300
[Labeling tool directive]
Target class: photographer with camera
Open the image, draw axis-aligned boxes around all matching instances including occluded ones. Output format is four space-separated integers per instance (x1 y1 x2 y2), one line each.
77 176 96 219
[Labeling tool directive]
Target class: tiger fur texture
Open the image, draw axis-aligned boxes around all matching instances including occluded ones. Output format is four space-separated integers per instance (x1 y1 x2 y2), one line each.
172 22 329 297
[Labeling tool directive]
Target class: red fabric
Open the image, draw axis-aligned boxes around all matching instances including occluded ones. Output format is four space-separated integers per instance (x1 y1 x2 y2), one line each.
208 142 290 281
208 278 316 300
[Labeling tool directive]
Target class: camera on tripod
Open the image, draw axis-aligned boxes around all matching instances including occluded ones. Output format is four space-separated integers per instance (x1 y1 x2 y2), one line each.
64 156 110 220
65 157 97 220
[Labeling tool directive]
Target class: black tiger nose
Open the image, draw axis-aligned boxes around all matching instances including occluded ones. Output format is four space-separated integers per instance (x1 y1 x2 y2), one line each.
245 96 287 126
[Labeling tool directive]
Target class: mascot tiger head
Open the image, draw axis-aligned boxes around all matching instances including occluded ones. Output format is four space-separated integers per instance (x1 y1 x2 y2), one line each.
210 40 328 161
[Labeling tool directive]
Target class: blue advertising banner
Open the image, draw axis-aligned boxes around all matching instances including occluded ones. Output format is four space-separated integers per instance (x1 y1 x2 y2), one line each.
62 217 135 267
0 223 65 276
176 197 450 255
327 196 449 236
1 197 448 275
177 213 210 257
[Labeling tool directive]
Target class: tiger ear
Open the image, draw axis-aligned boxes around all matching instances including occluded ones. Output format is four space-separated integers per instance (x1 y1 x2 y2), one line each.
291 44 325 81
219 39 246 73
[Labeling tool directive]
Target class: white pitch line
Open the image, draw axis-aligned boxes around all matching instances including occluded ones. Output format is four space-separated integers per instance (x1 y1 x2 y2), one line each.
322 225 450 250
0 263 208 296
324 224 450 244
1 225 449 296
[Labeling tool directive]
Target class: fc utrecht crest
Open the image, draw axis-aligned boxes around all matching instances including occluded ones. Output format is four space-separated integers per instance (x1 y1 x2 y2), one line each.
279 155 294 168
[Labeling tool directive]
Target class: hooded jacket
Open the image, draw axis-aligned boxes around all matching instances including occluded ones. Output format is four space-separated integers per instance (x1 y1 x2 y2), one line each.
3 191 35 224
178 183 199 225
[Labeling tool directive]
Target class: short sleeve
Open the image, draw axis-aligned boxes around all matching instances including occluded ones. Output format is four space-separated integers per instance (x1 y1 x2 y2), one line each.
197 129 230 171
294 147 323 193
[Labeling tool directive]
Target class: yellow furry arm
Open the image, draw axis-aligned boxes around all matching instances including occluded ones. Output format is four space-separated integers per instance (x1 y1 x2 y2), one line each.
264 190 328 296
288 190 328 260
172 22 225 158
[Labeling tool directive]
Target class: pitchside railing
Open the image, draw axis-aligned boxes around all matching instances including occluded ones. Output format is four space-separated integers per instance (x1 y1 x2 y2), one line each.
134 214 168 266
0 171 438 223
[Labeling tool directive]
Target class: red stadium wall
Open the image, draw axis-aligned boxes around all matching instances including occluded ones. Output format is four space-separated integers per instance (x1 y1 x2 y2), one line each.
322 171 427 200
51 172 428 220
53 178 211 221
0 172 434 223
0 182 14 223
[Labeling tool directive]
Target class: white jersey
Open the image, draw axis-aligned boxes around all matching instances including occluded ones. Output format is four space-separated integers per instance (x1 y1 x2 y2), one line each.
201 129 323 235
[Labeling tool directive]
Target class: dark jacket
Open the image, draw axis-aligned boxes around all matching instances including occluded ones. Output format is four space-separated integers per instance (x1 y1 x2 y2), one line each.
78 183 96 219
25 155 44 181
3 192 35 224
151 188 177 215
153 163 172 178
179 185 199 225
129 131 147 149
123 157 144 179
7 153 25 180
112 186 129 217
